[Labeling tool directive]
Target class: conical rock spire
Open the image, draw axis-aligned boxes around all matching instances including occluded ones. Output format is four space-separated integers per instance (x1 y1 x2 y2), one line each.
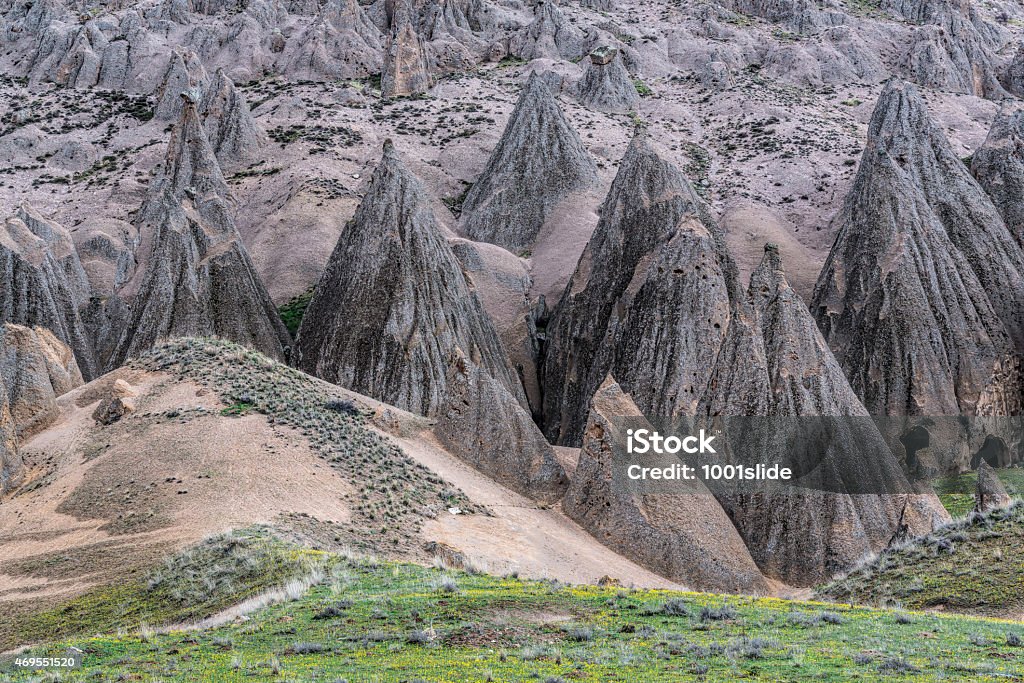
200 69 267 170
296 140 525 416
460 72 597 253
575 46 639 113
812 80 1024 416
972 101 1024 245
382 0 432 97
154 48 210 121
108 98 290 368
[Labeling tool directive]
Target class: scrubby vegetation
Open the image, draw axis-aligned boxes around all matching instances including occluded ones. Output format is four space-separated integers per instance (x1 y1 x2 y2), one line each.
277 289 313 336
3 531 1022 681
133 339 482 554
818 502 1024 616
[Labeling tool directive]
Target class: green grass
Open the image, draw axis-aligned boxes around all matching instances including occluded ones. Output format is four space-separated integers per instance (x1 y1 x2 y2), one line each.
933 468 1024 518
3 533 1023 681
818 502 1024 617
0 528 322 651
277 288 313 337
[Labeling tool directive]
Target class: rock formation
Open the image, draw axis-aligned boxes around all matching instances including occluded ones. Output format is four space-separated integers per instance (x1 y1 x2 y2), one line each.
542 131 727 446
1002 44 1024 98
382 0 433 97
281 0 383 81
511 0 584 61
0 383 20 496
154 48 211 121
703 245 948 585
972 101 1024 245
575 46 639 113
434 349 567 502
108 95 291 368
460 72 597 253
812 80 1024 417
975 461 1012 513
92 379 138 426
563 377 770 593
295 140 525 416
0 323 83 441
200 69 267 170
1 204 97 380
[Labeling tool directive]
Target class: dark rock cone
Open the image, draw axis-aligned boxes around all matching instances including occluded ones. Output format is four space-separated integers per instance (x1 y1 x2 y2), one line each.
563 376 770 593
435 349 568 502
0 383 20 496
460 73 597 253
0 323 83 441
575 46 639 113
295 140 525 416
812 80 1024 416
154 48 210 121
1002 44 1024 98
972 101 1024 245
975 461 1012 512
108 96 290 368
703 245 949 586
1 204 97 380
200 69 267 170
382 0 432 97
511 0 584 61
542 131 728 446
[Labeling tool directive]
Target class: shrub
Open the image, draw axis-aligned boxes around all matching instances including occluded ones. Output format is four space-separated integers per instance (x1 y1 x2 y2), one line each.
661 599 690 617
700 605 737 622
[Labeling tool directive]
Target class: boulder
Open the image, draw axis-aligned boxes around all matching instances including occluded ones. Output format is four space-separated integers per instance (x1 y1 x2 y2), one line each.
975 461 1012 512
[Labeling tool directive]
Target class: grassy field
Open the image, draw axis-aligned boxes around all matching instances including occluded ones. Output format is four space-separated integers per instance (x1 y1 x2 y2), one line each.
933 468 1024 518
819 502 1024 618
2 530 1023 682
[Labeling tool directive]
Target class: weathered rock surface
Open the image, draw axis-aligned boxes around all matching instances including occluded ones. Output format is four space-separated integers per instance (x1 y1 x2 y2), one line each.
281 0 384 81
382 0 433 97
972 101 1024 246
812 80 1024 417
575 46 639 113
1002 44 1024 98
542 131 727 446
200 69 267 170
296 140 525 416
435 349 567 502
460 73 597 253
108 96 290 368
975 461 1013 512
0 323 83 441
511 0 584 61
563 376 770 593
0 382 20 496
154 48 210 121
92 378 138 426
1 204 97 380
703 245 948 585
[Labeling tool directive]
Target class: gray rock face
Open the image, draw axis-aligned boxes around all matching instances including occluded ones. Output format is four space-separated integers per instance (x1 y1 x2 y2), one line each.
0 382 20 496
200 69 267 170
883 0 1007 97
703 245 948 585
435 349 568 502
812 80 1024 417
460 73 597 253
1 204 97 380
154 48 210 121
295 140 525 416
382 0 433 97
511 0 584 61
575 46 639 113
281 0 383 80
1002 44 1024 98
108 96 290 368
975 461 1012 512
563 376 770 593
972 101 1024 245
0 323 83 441
542 131 728 446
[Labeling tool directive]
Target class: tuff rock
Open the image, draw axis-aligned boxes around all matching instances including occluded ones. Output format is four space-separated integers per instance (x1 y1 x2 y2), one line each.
0 382 20 496
812 80 1024 416
460 72 597 253
434 349 568 502
382 0 433 97
562 376 770 593
295 140 525 416
972 101 1024 245
154 48 210 121
200 69 267 170
108 96 290 368
511 0 585 61
542 131 726 446
575 46 639 113
975 461 1012 513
